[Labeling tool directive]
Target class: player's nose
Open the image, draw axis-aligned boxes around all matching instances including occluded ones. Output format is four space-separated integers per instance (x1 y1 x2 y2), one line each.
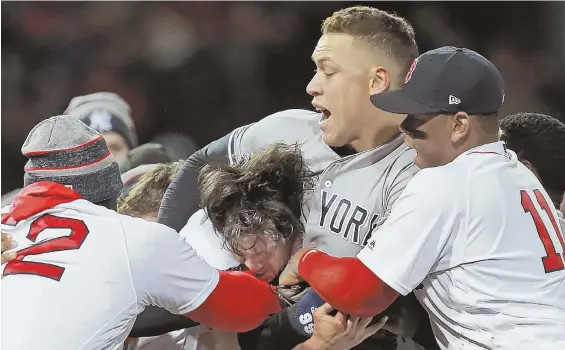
402 133 414 149
306 77 322 97
245 257 264 272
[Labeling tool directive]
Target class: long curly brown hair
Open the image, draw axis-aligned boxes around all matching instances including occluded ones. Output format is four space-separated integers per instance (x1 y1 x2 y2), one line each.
198 143 314 256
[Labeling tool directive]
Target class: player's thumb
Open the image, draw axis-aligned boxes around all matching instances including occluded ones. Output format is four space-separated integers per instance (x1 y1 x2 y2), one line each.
316 302 335 315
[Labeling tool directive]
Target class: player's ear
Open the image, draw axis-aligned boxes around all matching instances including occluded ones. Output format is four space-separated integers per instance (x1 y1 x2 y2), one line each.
520 159 534 171
369 66 390 95
520 159 541 181
451 112 470 143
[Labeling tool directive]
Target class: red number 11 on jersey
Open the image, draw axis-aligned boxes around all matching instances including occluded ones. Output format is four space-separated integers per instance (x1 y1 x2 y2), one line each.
521 189 565 273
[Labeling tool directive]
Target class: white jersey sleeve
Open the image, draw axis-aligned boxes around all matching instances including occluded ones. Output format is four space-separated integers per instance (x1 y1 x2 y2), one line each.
357 168 459 295
179 209 239 270
123 217 220 315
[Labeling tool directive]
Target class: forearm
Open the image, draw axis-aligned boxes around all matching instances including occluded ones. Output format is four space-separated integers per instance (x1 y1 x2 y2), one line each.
298 250 399 317
157 133 231 231
186 270 281 333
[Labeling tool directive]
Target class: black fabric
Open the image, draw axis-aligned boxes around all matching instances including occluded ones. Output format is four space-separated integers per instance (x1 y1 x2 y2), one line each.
239 293 438 350
239 303 307 350
157 133 231 232
129 306 199 338
95 197 118 211
411 300 440 350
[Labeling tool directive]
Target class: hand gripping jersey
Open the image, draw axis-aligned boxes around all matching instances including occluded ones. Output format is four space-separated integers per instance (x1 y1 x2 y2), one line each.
229 109 418 257
1 183 219 350
358 142 565 349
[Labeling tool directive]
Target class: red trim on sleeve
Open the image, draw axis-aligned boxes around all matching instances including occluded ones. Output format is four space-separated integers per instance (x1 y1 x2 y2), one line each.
185 270 281 332
298 249 399 317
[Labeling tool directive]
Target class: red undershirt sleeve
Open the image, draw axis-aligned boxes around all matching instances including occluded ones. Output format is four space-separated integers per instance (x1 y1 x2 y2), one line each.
298 250 399 317
185 270 281 332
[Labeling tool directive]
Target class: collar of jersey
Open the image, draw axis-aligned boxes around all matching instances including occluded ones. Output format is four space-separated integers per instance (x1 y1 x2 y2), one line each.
457 141 507 160
6 182 82 222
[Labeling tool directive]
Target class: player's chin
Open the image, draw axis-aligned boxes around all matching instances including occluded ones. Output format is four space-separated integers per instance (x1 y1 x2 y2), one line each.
258 271 275 283
413 153 430 169
321 125 345 147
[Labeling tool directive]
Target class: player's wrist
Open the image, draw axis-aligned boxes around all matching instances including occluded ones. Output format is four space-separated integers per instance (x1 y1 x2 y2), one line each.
299 336 327 350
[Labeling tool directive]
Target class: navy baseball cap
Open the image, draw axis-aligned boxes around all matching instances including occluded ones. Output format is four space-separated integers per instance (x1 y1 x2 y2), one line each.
370 46 505 115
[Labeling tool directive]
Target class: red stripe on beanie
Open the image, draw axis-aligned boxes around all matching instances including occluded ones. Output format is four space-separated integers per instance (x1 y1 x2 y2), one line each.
24 135 104 157
25 152 112 172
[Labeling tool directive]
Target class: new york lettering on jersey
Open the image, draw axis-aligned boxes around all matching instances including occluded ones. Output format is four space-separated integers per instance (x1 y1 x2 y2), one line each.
305 135 416 257
228 109 418 257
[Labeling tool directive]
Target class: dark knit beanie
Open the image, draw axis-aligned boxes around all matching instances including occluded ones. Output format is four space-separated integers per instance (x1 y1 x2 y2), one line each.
22 115 124 203
64 92 138 149
118 143 178 174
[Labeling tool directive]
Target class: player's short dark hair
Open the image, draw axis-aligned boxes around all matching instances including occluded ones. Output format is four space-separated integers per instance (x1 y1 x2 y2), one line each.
199 143 314 256
500 112 565 206
473 112 500 135
118 161 183 217
322 6 419 83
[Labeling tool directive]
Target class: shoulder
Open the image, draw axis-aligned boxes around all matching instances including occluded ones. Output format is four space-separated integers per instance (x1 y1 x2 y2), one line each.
255 108 320 128
404 163 465 203
119 213 178 239
230 109 321 155
386 144 419 178
180 210 239 270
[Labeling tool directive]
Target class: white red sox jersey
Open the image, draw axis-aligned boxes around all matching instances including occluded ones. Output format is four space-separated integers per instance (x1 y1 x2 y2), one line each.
229 109 418 257
358 142 565 349
1 198 219 350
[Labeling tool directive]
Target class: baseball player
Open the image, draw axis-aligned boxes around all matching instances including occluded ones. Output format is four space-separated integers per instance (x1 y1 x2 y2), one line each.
280 47 565 349
155 5 427 349
0 116 281 350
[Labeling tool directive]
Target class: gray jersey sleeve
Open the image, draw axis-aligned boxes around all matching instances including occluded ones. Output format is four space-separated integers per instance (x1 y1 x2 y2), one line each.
227 109 328 166
379 152 420 227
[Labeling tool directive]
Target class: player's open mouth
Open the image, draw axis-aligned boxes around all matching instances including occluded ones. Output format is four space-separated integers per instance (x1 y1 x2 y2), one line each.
316 108 331 123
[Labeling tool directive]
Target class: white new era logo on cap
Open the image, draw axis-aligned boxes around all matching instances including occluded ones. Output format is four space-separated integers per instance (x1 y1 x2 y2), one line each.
449 95 461 105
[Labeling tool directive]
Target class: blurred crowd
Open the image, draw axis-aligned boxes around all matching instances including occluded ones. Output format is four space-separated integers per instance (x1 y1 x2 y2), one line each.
2 1 565 195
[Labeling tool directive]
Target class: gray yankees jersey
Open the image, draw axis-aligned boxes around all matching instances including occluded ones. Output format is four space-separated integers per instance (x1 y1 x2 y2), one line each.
229 109 418 257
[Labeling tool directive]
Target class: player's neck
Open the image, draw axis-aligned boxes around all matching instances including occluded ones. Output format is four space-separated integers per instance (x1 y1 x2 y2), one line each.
349 123 401 152
466 133 499 151
451 133 500 162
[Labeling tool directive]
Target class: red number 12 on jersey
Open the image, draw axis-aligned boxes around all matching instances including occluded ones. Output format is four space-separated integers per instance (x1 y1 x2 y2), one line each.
3 214 89 281
521 189 565 273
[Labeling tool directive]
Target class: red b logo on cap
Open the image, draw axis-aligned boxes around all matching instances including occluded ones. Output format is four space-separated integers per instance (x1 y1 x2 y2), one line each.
404 58 419 83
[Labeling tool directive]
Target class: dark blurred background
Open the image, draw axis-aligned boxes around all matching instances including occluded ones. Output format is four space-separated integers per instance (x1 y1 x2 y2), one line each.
2 1 565 194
